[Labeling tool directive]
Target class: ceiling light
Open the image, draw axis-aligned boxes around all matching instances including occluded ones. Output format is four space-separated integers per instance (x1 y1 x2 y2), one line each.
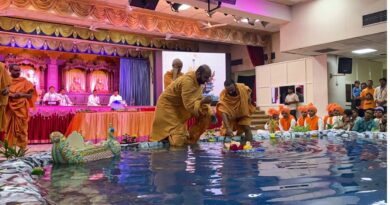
240 18 249 23
261 21 269 27
352 48 377 54
178 4 190 11
255 19 260 22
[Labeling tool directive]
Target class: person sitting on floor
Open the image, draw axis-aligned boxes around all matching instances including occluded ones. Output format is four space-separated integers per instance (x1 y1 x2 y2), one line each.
297 105 308 127
373 106 384 125
305 103 324 131
333 109 353 131
108 90 123 106
264 108 280 132
323 103 336 129
379 113 387 132
278 105 296 132
352 109 377 132
351 108 362 125
87 90 100 106
217 79 255 143
330 104 344 129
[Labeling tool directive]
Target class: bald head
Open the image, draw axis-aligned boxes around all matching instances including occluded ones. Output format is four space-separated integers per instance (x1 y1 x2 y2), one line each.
172 58 183 73
196 64 211 85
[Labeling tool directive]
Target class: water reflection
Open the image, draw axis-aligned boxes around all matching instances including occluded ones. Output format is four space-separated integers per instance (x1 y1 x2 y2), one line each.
39 139 386 205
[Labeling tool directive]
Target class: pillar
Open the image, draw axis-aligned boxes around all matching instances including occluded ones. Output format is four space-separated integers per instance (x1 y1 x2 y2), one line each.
46 58 59 91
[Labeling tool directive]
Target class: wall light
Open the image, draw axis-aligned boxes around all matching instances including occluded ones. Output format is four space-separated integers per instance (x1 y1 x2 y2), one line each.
352 48 377 54
167 1 191 12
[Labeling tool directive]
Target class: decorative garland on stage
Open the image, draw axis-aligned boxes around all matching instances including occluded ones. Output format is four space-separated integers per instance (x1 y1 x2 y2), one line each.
0 32 154 58
0 0 268 46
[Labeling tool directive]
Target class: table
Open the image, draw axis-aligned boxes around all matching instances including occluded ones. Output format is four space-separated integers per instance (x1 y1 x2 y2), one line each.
27 106 155 144
65 111 155 143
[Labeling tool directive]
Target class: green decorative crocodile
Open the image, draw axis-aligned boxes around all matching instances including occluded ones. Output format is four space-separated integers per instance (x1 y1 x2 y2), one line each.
50 124 121 164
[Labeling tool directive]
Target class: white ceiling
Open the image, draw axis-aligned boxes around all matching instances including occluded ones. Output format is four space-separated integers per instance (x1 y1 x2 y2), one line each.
154 1 281 32
286 32 387 62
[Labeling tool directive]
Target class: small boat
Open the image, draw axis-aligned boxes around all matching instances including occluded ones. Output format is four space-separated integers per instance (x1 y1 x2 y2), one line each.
50 124 121 164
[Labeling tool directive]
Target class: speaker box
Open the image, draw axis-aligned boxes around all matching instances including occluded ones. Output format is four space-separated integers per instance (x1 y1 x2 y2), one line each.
129 0 159 10
338 57 352 74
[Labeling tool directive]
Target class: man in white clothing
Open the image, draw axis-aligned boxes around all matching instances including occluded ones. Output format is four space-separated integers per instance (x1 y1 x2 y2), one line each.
87 90 100 106
58 88 73 106
42 86 60 104
108 90 123 106
284 87 299 119
374 78 387 112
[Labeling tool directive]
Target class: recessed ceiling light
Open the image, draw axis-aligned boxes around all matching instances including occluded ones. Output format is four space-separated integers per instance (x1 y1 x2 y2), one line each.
178 4 191 11
240 18 249 23
352 48 377 54
255 19 260 22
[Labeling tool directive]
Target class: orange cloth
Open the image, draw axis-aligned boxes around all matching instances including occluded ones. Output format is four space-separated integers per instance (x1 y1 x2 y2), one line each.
297 116 306 126
267 108 280 116
5 77 36 149
298 105 308 113
306 116 320 131
164 70 183 88
280 115 294 131
278 105 290 114
217 83 255 136
360 87 375 110
65 111 155 142
307 103 317 113
151 71 212 146
0 63 12 132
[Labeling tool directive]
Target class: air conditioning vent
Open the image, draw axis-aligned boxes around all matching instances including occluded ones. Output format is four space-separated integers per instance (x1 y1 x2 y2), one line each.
363 10 387 26
314 48 338 53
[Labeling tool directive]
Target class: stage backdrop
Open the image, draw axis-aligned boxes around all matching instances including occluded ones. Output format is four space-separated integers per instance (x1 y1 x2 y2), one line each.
162 51 226 101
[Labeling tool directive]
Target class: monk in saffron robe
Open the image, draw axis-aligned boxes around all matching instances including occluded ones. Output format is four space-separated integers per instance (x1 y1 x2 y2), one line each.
278 105 296 132
5 64 37 149
151 65 213 146
164 58 183 88
217 79 255 142
0 63 12 134
297 105 308 126
305 103 324 131
264 108 280 132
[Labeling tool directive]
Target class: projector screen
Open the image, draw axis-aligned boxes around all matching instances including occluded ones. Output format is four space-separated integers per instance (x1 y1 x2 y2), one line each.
162 51 226 101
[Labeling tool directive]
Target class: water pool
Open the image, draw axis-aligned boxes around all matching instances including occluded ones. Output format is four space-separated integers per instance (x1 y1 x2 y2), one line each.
39 137 387 205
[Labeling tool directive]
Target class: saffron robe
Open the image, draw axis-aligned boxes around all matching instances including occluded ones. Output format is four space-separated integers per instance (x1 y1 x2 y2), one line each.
217 83 255 136
151 71 212 146
5 77 37 149
164 70 183 88
0 63 11 132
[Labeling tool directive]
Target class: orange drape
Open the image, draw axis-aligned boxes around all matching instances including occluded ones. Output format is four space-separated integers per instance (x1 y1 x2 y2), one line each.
306 116 320 131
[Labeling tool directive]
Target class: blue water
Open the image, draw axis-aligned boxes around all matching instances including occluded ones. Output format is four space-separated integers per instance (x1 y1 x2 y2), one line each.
39 137 387 205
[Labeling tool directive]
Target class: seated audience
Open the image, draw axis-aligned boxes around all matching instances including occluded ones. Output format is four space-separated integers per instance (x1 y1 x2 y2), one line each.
58 88 73 106
352 109 377 132
304 103 323 131
373 106 384 125
374 78 387 112
42 86 60 103
297 105 308 126
379 113 387 132
323 103 335 129
331 104 344 128
351 108 362 125
87 90 100 106
264 108 280 132
108 90 123 106
278 105 296 131
333 109 353 131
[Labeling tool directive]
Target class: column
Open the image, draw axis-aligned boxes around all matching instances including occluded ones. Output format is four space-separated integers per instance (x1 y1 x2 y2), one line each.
46 58 59 90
